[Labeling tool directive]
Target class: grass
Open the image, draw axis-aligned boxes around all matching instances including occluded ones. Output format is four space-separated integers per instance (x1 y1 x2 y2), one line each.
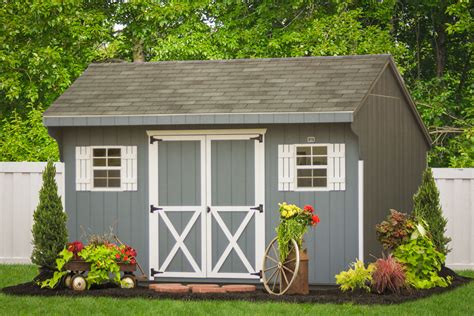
0 265 472 315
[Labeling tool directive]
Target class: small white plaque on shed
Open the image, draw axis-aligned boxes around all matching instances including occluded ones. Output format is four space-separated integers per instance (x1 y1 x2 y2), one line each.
307 137 316 143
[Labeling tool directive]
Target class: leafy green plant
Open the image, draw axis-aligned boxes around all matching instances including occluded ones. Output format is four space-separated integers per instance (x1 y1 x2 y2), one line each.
376 209 416 251
31 160 68 269
335 260 375 292
413 168 451 256
40 248 73 288
78 244 121 288
393 236 451 289
0 106 59 161
276 203 320 261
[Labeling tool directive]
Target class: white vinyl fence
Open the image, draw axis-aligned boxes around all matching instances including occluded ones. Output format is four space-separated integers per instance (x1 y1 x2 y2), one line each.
0 162 64 264
433 168 474 270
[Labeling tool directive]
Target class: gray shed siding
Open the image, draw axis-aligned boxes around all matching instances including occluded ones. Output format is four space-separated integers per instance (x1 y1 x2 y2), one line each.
60 123 359 284
352 66 429 261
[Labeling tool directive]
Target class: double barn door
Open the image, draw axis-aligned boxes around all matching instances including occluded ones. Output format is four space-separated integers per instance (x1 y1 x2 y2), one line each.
149 131 265 279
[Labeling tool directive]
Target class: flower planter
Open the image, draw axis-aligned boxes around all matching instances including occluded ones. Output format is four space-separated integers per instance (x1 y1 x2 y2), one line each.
282 249 309 295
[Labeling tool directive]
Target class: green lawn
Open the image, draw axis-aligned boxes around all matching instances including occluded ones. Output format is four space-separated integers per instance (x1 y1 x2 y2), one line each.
0 265 472 315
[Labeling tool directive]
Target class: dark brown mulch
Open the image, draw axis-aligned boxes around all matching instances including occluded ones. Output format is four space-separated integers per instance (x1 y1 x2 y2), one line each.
2 267 471 305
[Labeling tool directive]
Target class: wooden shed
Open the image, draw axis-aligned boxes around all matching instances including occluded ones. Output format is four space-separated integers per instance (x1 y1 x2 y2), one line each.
43 55 431 284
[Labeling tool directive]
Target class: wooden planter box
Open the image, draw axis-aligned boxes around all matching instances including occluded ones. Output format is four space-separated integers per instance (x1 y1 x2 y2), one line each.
64 260 137 273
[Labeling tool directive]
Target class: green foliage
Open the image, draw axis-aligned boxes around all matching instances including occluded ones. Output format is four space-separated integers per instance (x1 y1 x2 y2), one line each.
376 209 416 250
30 161 68 269
411 75 474 167
413 168 451 256
0 106 59 161
40 248 72 289
335 260 375 292
0 0 112 116
393 237 450 289
78 244 121 288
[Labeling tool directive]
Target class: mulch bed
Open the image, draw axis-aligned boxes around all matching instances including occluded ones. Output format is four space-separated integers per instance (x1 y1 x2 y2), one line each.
2 268 471 305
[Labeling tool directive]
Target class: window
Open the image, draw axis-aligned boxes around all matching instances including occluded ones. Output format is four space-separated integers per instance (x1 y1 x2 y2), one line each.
295 145 328 188
92 148 121 188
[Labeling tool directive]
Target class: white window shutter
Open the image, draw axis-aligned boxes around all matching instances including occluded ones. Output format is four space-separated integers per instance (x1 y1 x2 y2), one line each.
328 144 346 191
278 144 295 191
121 146 138 191
76 146 92 191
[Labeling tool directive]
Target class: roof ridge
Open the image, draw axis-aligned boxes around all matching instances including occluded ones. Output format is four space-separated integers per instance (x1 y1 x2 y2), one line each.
89 54 392 66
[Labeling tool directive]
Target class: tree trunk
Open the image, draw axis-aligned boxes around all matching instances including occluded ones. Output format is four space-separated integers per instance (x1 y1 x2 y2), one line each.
434 26 446 78
432 4 447 78
132 38 145 62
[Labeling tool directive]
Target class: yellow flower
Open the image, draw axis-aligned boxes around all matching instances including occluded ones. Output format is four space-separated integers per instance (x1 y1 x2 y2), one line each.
281 210 287 217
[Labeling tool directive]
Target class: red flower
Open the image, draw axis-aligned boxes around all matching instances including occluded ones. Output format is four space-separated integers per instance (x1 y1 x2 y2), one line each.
124 256 128 261
115 254 121 259
67 241 84 254
304 205 314 213
311 214 320 226
130 258 136 264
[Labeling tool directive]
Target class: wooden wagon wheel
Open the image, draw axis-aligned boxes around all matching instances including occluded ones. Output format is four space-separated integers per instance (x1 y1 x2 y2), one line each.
262 237 300 295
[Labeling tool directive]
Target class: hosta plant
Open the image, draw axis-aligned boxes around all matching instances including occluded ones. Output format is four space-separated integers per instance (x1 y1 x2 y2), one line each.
335 260 375 292
371 255 407 294
376 209 416 250
276 202 320 261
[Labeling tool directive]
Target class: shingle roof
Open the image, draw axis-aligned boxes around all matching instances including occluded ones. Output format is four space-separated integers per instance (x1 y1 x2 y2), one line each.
44 55 391 117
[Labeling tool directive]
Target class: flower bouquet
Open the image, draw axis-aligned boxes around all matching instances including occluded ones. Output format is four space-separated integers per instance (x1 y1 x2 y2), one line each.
276 202 320 294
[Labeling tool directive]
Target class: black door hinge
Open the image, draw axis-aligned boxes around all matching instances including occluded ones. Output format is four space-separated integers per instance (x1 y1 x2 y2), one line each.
150 205 163 213
250 270 262 278
250 134 263 143
250 204 264 213
150 268 163 276
207 206 211 213
150 136 162 144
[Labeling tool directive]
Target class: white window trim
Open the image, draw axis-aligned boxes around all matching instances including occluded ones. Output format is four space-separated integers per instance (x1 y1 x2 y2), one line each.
293 143 330 192
90 145 124 192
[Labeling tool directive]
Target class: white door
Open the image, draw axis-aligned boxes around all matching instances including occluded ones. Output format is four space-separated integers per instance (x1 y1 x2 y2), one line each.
149 131 265 279
206 135 265 279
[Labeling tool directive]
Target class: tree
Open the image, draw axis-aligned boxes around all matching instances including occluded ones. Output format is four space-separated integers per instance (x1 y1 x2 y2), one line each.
31 160 68 269
413 168 451 256
0 106 59 161
0 0 113 117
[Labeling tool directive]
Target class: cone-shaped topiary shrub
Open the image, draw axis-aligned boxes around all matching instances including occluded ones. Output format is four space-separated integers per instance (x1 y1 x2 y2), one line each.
31 160 68 269
413 168 451 256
